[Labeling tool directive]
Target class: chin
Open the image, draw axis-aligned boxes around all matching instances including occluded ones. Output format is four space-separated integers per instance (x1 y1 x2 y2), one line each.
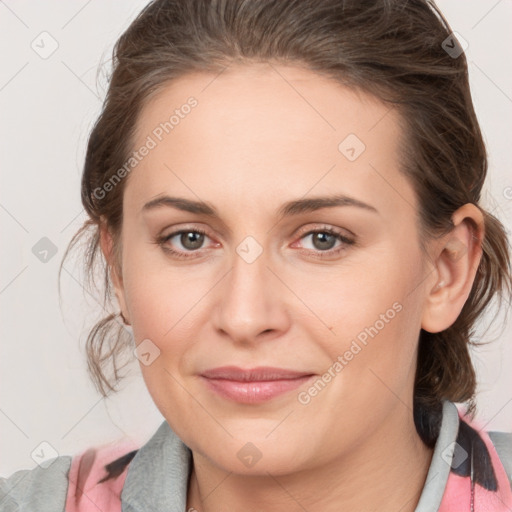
192 430 311 476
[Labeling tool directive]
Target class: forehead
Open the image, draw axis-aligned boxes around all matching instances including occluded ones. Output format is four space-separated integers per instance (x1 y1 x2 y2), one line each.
125 63 413 217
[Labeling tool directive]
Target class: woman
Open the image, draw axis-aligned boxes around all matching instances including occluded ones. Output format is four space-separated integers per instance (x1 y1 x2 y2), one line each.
1 0 511 510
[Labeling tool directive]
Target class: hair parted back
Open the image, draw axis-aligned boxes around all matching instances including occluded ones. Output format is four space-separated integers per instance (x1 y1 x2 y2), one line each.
60 0 511 446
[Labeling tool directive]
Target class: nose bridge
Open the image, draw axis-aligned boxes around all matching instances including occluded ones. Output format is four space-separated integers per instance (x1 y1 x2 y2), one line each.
213 234 287 342
227 235 270 316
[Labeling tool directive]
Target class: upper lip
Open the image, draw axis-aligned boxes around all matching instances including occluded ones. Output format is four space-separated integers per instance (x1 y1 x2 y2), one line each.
200 366 314 381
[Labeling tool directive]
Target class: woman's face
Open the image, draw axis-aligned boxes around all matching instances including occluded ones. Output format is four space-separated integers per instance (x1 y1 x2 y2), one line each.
112 63 433 475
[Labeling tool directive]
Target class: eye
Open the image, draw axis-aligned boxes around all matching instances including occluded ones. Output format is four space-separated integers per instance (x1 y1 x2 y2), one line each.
293 226 355 259
155 227 216 259
154 225 356 261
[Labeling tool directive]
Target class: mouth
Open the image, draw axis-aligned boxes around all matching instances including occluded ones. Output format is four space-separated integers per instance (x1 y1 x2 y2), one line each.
200 366 315 404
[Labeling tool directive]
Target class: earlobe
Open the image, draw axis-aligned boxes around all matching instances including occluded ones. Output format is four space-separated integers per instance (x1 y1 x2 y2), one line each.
421 204 484 334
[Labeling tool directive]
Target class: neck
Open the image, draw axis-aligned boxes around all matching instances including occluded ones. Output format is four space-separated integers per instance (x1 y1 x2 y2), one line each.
186 405 433 512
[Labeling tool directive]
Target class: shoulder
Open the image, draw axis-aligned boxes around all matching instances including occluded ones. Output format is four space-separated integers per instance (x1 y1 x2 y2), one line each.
0 455 72 511
0 441 139 512
488 431 512 487
452 412 512 492
65 440 139 512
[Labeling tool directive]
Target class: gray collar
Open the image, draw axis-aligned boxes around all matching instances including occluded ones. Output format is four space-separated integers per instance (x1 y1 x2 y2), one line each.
414 400 460 511
121 420 192 512
121 401 459 511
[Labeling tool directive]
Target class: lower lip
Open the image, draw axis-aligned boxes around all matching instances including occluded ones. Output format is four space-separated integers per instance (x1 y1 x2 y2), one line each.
200 375 314 404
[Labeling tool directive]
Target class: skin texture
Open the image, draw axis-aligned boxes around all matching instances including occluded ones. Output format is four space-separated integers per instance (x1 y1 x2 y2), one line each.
100 63 484 512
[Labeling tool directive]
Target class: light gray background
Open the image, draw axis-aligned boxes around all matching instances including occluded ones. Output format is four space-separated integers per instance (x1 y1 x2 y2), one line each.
1 0 511 475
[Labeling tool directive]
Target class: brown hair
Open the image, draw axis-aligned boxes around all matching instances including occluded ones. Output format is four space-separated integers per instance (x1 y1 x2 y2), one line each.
60 0 511 445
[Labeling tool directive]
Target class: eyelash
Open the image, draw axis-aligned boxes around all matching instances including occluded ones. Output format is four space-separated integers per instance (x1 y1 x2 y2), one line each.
154 226 355 260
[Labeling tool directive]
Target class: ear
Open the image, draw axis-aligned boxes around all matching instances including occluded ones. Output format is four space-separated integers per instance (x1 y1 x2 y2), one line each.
421 203 484 333
99 222 130 324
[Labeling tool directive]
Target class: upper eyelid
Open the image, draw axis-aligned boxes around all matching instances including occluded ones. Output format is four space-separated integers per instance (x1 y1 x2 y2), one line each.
295 224 355 239
162 224 351 240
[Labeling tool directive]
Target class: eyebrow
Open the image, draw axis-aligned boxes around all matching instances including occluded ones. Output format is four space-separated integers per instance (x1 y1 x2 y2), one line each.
142 194 378 217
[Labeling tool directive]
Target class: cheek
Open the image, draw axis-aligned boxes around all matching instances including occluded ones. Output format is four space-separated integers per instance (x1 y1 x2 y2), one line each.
121 258 209 424
121 243 217 368
125 269 205 344
299 242 425 392
303 244 422 342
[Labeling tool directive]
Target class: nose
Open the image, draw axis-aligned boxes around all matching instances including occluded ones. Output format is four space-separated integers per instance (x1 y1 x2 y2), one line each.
212 241 291 345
